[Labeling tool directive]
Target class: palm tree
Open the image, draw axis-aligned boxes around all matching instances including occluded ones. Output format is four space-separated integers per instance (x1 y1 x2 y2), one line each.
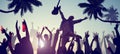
98 6 120 23
105 6 119 21
0 0 42 16
78 0 107 19
78 0 120 23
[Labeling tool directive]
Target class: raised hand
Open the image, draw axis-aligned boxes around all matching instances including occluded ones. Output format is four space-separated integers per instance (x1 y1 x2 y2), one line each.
85 31 89 38
93 32 99 41
114 23 119 30
1 28 6 34
44 26 48 30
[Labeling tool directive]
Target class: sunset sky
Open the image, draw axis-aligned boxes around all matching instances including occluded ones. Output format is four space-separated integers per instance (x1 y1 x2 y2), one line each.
0 0 120 54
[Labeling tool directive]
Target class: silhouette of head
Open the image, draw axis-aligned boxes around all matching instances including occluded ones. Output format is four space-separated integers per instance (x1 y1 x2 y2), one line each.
3 38 6 43
44 34 49 40
9 31 13 37
68 16 74 20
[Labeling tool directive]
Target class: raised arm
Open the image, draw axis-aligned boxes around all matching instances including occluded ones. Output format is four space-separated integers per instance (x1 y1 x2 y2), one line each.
59 9 66 21
104 37 109 54
114 23 120 37
39 27 45 41
73 17 88 24
76 36 81 51
1 28 11 41
90 36 95 52
94 33 102 54
15 20 21 42
1 28 15 54
53 29 60 49
23 20 30 39
68 37 74 52
84 31 91 54
45 27 52 41
100 31 105 47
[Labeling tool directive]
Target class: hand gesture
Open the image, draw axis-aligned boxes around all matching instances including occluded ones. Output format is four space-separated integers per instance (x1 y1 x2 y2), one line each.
85 31 89 38
1 28 6 34
93 32 99 41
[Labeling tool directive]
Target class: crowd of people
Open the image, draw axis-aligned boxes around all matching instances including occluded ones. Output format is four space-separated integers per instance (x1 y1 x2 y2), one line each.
0 8 120 54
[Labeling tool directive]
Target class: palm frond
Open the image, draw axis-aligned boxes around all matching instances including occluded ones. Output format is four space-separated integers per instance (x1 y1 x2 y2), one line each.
14 3 21 14
8 0 18 9
21 8 24 16
93 10 98 19
8 0 42 16
30 0 42 6
98 10 103 17
83 7 89 14
78 3 90 8
26 3 33 13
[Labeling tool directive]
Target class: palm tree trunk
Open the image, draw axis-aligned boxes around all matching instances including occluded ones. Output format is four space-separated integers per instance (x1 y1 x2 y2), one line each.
98 18 120 23
0 9 14 13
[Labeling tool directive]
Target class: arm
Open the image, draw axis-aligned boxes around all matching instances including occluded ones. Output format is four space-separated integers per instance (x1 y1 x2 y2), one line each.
45 27 52 41
76 38 81 51
2 29 14 53
112 31 116 39
1 29 11 46
24 20 30 39
90 37 95 52
84 31 91 54
100 31 105 47
59 9 66 21
73 17 87 24
53 29 60 49
68 37 74 51
2 29 11 41
15 20 21 42
40 27 45 41
104 37 108 54
114 24 120 37
94 33 102 54
95 39 102 54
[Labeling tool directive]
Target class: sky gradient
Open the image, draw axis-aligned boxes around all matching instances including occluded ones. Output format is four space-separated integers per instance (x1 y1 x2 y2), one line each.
0 0 120 54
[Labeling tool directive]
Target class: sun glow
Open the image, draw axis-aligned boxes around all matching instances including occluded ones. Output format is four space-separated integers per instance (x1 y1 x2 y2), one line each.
39 40 44 48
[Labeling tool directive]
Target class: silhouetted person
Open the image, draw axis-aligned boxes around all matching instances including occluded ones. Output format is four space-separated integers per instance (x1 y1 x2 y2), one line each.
14 20 33 54
37 26 52 54
37 27 44 54
59 8 88 48
75 35 83 54
91 33 101 54
0 39 8 54
0 27 11 54
104 34 116 54
113 24 120 54
84 31 91 54
8 31 15 54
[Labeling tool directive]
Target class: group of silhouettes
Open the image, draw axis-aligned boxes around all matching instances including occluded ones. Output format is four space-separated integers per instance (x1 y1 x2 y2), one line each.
0 8 120 54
